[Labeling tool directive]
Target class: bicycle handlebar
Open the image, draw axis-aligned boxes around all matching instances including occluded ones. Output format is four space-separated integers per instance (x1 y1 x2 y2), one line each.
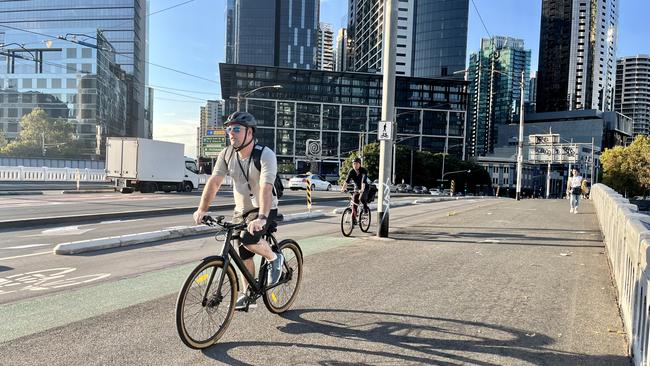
202 215 248 230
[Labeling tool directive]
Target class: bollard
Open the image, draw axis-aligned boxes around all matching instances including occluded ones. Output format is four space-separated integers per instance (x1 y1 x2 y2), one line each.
306 178 312 212
75 169 80 191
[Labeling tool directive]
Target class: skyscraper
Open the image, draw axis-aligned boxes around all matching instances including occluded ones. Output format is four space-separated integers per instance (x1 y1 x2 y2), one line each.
615 55 650 136
197 100 225 158
346 0 468 77
317 23 334 71
229 0 319 69
467 36 531 157
225 0 237 64
536 0 618 113
334 28 348 72
0 0 149 156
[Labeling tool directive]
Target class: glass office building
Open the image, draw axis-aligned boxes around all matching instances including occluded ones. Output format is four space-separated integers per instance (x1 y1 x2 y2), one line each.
347 0 468 78
0 32 127 157
0 0 150 140
537 0 618 112
467 36 531 157
219 63 468 174
230 0 319 69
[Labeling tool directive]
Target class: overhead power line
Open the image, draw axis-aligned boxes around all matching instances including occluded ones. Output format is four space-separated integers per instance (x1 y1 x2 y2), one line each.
470 0 492 39
0 23 220 85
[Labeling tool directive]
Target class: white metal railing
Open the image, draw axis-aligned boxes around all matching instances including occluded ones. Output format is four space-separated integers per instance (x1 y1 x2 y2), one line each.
0 166 109 182
592 184 650 365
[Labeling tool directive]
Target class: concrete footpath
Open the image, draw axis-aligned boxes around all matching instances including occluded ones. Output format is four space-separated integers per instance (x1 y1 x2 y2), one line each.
0 198 629 365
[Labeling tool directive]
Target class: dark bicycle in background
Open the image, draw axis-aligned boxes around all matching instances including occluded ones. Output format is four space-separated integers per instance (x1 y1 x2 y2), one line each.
175 215 303 349
340 184 372 236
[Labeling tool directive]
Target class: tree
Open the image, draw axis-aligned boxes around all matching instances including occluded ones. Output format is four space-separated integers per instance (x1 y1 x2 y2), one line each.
0 108 85 158
0 131 6 149
340 142 491 193
601 135 650 197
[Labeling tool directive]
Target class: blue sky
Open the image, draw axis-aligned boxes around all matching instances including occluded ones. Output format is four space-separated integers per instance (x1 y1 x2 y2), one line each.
149 0 650 156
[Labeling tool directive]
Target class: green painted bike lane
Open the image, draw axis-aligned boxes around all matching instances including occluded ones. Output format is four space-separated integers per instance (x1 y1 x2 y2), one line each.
0 234 358 344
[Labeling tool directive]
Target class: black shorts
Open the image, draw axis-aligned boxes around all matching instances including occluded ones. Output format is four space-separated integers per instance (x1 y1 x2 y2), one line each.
235 208 278 260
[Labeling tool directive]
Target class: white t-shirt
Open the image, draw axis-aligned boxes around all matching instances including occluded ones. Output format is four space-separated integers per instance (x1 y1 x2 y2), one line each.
569 175 583 189
213 145 279 214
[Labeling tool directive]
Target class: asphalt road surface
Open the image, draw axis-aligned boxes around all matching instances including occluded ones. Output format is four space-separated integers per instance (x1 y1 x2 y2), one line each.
0 198 629 365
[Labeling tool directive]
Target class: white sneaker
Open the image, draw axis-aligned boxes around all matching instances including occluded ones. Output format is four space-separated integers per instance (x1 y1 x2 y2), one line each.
570 208 573 213
574 209 578 214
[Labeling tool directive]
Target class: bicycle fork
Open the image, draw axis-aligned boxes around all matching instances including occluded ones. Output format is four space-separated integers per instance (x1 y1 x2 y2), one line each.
201 233 234 308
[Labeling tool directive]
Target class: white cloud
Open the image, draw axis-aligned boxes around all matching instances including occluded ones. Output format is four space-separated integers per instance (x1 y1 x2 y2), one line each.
153 119 199 158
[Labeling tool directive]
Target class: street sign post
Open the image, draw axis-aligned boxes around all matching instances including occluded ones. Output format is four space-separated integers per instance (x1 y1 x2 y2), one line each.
378 121 392 141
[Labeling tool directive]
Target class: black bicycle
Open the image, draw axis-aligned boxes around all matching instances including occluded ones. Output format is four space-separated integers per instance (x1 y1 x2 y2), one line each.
340 188 371 236
175 215 303 349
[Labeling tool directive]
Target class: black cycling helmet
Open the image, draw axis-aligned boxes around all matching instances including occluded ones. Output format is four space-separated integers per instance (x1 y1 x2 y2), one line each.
353 157 362 163
224 111 257 132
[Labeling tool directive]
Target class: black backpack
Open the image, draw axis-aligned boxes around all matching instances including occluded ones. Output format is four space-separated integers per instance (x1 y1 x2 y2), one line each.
225 144 284 199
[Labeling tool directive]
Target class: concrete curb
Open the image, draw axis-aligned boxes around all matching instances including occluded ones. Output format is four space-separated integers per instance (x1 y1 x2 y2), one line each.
1 196 346 230
61 189 116 194
53 210 329 255
0 191 44 196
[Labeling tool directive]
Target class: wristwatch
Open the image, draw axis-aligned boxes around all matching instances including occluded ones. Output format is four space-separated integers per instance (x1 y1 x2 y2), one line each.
258 214 268 221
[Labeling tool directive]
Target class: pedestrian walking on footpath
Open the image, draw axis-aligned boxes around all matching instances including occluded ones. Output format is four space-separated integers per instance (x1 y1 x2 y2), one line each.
567 168 583 214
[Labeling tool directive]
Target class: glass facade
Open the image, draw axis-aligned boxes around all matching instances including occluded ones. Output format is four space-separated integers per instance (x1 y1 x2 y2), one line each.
0 32 127 157
231 0 318 69
467 37 531 157
537 0 618 112
347 0 468 78
0 0 148 140
220 63 467 174
412 0 469 78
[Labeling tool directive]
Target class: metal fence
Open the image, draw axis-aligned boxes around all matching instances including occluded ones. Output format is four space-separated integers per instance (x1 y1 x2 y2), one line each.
0 157 105 169
0 166 108 182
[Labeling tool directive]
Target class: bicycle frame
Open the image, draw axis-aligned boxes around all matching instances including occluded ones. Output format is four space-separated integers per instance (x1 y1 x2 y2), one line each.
202 226 278 307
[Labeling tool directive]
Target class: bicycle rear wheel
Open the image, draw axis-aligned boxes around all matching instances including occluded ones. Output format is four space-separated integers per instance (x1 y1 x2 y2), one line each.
175 258 237 349
359 206 371 232
340 207 354 237
263 239 303 314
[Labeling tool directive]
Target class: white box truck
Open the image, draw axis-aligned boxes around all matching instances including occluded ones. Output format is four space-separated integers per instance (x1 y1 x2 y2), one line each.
106 137 200 193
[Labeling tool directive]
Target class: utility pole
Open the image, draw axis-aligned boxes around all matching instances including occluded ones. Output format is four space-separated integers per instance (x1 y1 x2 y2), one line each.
377 0 397 238
515 70 525 200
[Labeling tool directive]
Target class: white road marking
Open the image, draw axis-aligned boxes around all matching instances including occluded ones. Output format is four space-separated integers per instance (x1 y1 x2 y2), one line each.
3 244 50 250
98 218 144 225
0 251 50 261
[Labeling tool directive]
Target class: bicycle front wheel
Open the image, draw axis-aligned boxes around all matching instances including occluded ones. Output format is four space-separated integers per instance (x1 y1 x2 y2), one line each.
340 207 354 237
359 206 371 232
263 239 303 314
175 258 237 349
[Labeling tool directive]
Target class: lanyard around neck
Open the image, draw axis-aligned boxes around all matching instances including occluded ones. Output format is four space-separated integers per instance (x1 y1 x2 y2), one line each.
236 151 254 196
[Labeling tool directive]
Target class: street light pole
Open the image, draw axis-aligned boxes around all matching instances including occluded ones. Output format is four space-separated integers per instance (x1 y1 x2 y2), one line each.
515 70 525 200
377 0 397 238
235 85 282 111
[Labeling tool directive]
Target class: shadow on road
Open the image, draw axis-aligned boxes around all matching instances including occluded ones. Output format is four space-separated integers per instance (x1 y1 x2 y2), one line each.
201 308 628 365
388 227 604 249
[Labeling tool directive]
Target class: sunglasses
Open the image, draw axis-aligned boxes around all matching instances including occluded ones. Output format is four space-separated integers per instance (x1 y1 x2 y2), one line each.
225 125 244 134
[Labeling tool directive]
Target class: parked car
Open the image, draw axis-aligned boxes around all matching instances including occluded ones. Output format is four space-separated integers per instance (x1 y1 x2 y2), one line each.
430 189 442 196
421 186 429 194
372 179 397 192
413 186 424 194
288 174 332 191
396 184 413 193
